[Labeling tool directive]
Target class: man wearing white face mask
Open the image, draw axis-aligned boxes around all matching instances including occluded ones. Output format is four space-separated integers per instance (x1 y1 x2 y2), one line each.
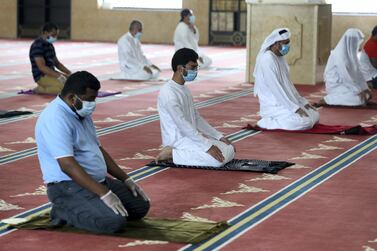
117 20 160 80
29 23 71 94
173 9 212 69
253 28 319 130
319 28 372 106
156 48 235 167
35 71 150 234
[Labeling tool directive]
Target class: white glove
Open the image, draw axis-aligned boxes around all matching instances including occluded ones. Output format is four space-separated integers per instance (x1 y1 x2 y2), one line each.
124 178 150 202
100 190 128 217
57 74 67 85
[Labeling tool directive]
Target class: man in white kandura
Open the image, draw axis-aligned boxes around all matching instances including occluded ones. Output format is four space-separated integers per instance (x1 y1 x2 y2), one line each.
321 28 372 106
156 48 235 167
117 20 160 80
253 28 319 130
173 9 212 69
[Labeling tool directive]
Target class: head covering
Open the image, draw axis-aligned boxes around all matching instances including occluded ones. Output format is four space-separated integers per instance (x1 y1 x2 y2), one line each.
253 28 291 78
325 28 365 85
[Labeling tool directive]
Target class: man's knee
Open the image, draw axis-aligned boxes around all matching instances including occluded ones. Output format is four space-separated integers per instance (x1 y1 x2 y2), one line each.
127 199 150 220
94 214 127 234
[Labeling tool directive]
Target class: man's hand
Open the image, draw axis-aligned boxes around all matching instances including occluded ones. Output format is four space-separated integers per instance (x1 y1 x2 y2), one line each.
151 64 161 72
100 190 128 217
144 66 153 74
124 178 150 201
207 145 224 162
296 108 309 117
57 74 67 85
220 137 236 152
364 89 373 101
304 104 317 111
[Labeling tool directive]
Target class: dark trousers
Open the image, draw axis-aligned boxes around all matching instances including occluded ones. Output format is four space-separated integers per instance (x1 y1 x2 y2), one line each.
47 177 150 234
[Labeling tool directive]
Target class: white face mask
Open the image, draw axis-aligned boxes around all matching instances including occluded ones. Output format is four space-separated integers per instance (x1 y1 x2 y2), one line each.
189 15 196 24
74 95 96 117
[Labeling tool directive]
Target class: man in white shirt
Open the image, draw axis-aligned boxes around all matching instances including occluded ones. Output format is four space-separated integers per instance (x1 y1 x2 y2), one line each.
35 71 149 233
156 48 235 167
117 20 160 80
253 28 319 130
173 9 212 69
321 28 372 106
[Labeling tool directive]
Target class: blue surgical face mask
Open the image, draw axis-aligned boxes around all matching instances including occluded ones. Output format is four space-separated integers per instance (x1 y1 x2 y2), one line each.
47 36 57 44
74 95 96 117
134 32 142 40
279 43 290 56
182 68 198 82
189 15 196 24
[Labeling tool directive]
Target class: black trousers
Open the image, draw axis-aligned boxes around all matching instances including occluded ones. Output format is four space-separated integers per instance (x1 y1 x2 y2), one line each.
47 177 150 234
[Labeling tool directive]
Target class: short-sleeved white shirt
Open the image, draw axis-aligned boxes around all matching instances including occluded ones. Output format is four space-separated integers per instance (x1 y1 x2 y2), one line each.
35 96 106 183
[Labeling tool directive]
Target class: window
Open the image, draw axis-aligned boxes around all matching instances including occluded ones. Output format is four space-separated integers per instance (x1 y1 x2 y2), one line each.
326 0 377 14
101 0 182 10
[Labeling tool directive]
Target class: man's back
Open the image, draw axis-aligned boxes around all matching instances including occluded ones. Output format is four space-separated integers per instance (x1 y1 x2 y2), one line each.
29 37 56 82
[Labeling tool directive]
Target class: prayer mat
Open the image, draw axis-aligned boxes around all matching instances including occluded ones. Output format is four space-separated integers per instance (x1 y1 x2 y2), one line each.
0 110 32 118
4 211 229 244
146 159 294 174
18 89 121 98
312 101 377 109
244 123 377 135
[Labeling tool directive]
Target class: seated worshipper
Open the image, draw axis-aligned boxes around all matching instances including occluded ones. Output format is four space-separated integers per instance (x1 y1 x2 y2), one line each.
320 28 372 106
156 48 235 167
29 23 71 94
173 9 212 69
359 25 377 89
253 28 319 130
117 20 160 80
35 71 150 234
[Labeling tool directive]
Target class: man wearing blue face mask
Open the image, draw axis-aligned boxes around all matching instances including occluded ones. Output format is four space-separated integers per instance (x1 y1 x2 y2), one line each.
156 48 235 167
35 71 150 233
174 9 212 69
29 23 71 94
253 28 319 130
117 20 160 80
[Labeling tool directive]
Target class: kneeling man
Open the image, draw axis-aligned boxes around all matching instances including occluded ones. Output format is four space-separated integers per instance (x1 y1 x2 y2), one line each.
156 48 235 167
253 28 319 130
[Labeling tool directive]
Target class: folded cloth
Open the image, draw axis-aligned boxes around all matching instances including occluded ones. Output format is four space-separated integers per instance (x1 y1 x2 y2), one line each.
312 101 377 109
244 123 377 135
5 211 229 244
18 89 121 98
147 159 294 174
0 110 32 118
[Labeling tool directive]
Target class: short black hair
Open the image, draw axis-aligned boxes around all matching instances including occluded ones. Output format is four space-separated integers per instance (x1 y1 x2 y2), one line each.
61 71 101 96
180 8 192 21
171 48 198 72
129 20 142 31
372 25 377 37
42 23 58 33
279 29 288 35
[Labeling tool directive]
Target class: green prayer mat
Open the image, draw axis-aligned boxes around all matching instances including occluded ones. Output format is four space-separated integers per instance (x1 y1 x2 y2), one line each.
6 212 229 244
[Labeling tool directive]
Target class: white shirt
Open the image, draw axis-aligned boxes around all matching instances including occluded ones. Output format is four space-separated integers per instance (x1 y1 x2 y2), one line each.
157 79 223 152
117 32 151 73
254 50 308 118
35 97 106 184
173 22 200 52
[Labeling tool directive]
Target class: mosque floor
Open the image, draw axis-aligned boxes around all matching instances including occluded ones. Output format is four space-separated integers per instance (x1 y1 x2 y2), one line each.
0 39 376 251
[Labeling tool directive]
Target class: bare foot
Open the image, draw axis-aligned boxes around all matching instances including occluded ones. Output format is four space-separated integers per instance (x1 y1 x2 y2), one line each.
312 98 326 108
155 146 173 163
